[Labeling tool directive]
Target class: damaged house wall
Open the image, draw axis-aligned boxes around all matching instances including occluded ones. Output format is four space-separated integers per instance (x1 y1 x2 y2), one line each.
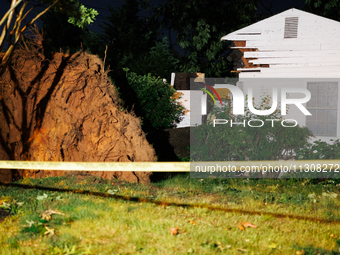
221 8 340 142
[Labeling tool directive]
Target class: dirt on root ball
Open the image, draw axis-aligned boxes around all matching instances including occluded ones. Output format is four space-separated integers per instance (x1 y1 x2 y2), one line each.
0 32 156 184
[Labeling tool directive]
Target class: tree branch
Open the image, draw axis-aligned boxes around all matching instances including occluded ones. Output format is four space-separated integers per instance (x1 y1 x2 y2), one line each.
0 0 23 52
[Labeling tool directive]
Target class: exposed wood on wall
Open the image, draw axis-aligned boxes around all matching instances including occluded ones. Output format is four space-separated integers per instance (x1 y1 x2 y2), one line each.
222 8 340 78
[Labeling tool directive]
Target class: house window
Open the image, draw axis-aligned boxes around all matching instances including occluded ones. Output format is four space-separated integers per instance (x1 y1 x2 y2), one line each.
306 82 338 136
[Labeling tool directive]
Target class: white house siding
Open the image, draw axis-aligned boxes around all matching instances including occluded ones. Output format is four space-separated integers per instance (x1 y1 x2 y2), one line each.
175 90 207 128
221 8 340 142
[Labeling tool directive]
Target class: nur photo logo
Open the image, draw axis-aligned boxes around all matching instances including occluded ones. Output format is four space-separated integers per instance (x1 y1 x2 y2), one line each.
215 85 311 116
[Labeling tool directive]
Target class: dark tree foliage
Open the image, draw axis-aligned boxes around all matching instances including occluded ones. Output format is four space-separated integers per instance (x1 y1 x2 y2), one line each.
41 11 85 54
151 0 259 77
305 0 340 21
102 0 260 79
41 11 105 57
101 0 159 73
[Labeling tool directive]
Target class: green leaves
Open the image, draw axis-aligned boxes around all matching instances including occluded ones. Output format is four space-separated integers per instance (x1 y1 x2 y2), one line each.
121 36 180 81
305 0 340 22
0 199 24 214
67 4 98 29
153 0 258 77
191 93 312 174
124 69 185 129
102 0 160 75
296 139 340 160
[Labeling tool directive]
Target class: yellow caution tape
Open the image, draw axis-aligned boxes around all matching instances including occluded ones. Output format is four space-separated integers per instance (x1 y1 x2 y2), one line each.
1 160 340 172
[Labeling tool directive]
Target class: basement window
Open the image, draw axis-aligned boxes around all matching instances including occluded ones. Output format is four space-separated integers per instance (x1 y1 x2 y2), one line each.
284 17 298 39
306 82 338 137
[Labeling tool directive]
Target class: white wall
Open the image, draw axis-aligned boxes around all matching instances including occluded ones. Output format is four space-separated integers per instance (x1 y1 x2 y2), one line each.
240 78 340 142
175 90 206 128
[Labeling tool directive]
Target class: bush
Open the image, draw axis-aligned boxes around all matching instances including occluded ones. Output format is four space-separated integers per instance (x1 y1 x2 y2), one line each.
121 37 180 82
296 139 340 160
124 68 185 129
287 140 340 179
191 94 313 162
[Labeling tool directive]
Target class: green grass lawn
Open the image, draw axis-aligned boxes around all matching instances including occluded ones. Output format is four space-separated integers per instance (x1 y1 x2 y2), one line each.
1 174 340 254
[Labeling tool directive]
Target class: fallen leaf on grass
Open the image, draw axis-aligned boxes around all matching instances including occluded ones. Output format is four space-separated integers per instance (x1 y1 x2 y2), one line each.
36 193 48 200
238 248 248 252
39 209 65 221
330 234 339 239
238 224 245 231
322 192 338 199
1 201 10 209
40 213 52 221
44 226 54 236
242 222 257 228
170 227 179 235
215 241 229 251
296 250 305 255
189 220 197 225
26 220 35 227
107 189 118 195
238 222 257 231
21 241 39 247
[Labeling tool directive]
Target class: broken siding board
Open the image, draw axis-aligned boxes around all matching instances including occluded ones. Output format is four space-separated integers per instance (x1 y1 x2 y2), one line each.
255 65 340 72
233 41 262 68
249 58 340 65
245 40 340 47
231 45 321 51
244 51 340 58
231 30 340 41
239 71 340 78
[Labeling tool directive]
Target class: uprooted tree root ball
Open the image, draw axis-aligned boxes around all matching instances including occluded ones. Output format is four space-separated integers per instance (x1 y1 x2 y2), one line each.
0 32 156 183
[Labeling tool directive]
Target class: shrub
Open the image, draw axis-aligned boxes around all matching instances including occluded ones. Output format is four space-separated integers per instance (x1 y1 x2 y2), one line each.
121 37 180 82
296 139 340 160
191 94 313 162
286 140 340 179
124 68 185 129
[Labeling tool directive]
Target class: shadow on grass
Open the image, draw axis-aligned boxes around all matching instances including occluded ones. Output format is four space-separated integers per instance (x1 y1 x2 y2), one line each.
293 244 340 255
2 181 340 225
0 207 11 223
